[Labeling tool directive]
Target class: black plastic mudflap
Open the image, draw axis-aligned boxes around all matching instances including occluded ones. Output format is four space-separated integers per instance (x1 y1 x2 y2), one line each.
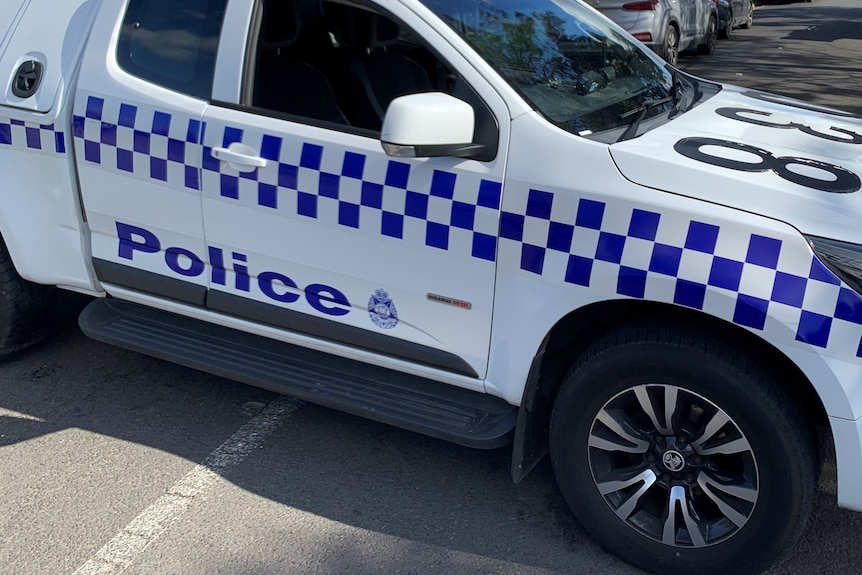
79 299 517 449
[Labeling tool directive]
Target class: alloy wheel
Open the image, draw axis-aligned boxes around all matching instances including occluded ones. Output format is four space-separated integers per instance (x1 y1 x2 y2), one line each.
665 26 679 65
587 383 759 547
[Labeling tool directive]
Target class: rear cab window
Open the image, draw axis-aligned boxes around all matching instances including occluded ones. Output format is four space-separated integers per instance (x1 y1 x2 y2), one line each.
116 0 228 99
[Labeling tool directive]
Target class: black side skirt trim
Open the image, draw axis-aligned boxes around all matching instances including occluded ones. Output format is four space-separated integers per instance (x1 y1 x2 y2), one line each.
207 290 478 377
93 259 206 306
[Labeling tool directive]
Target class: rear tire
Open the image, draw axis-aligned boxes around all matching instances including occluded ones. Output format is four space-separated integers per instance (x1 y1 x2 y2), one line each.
549 325 817 575
0 239 53 358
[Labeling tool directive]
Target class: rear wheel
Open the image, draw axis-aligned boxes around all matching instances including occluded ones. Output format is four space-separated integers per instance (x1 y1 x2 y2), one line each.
0 239 53 358
662 25 680 66
698 16 718 54
549 326 817 575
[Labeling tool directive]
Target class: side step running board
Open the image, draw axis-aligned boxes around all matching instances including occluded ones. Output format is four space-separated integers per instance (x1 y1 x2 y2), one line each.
79 299 517 449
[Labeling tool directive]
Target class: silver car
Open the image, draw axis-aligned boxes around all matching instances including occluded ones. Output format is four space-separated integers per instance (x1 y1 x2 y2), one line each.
588 0 719 66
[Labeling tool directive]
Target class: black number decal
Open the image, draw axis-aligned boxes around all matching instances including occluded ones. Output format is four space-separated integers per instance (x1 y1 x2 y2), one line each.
741 90 859 119
674 137 861 194
675 138 771 172
716 107 862 144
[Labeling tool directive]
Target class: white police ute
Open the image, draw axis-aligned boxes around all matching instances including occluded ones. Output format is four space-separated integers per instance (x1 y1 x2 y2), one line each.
1 0 861 573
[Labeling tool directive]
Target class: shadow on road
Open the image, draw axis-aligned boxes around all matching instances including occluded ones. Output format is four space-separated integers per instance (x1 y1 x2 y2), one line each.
680 5 862 115
1 303 861 574
786 21 862 42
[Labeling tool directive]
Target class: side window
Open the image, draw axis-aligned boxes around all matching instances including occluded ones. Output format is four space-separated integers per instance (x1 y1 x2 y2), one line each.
249 0 497 151
117 0 228 99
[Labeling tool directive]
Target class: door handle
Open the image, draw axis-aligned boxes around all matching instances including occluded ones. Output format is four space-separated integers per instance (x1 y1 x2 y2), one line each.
211 143 267 172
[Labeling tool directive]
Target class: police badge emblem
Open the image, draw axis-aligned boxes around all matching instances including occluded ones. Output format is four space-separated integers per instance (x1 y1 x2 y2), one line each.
368 288 398 329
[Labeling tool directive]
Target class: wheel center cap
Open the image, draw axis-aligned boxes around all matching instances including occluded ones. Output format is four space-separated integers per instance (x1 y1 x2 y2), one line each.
662 450 686 472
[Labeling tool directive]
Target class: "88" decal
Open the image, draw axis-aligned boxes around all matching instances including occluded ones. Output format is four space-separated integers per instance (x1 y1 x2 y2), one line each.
716 107 862 144
677 98 862 193
674 137 861 194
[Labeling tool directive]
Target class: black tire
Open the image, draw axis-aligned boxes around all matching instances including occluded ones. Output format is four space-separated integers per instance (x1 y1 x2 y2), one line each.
698 16 718 55
0 238 53 358
662 25 679 66
740 3 753 28
719 11 733 38
549 325 817 575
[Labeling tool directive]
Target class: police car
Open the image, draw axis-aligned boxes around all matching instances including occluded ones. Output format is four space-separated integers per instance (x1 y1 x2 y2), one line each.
1 0 861 573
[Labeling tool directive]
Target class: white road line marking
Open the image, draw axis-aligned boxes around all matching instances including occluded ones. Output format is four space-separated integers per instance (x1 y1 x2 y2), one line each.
0 407 45 422
71 395 301 575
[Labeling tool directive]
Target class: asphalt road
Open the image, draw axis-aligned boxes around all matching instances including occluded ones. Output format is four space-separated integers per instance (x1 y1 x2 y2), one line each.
2 1 862 574
679 0 862 115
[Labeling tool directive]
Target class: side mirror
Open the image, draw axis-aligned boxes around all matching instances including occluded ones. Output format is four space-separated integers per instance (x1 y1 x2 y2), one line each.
380 92 486 159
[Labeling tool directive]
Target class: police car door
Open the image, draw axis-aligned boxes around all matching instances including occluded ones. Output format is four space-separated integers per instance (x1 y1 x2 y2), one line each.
74 0 225 303
200 0 509 383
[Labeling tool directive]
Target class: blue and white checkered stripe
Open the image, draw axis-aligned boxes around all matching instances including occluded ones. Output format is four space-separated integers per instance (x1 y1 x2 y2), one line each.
499 189 862 357
201 127 502 262
70 96 862 359
0 117 66 154
73 96 502 263
72 96 203 190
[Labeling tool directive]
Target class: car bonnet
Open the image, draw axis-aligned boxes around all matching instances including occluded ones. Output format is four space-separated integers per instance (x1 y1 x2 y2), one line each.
609 84 862 244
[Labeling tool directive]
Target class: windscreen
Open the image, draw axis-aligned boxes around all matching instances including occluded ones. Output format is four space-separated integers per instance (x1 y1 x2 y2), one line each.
422 0 675 136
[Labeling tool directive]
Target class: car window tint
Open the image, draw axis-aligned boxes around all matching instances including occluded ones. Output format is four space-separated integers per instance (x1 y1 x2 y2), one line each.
250 2 440 125
117 0 228 99
423 0 674 135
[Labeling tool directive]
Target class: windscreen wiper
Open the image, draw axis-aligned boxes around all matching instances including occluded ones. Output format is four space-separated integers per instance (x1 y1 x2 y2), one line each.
616 96 672 142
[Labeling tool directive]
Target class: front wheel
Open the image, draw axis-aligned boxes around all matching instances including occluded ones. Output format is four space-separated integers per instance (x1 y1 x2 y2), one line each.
698 17 718 55
549 326 817 575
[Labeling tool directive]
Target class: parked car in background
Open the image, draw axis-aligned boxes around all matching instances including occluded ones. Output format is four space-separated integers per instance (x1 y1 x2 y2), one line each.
591 0 719 65
716 0 754 38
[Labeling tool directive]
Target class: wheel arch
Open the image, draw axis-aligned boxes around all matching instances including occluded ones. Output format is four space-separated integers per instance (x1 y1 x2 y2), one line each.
511 298 828 482
666 18 680 39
